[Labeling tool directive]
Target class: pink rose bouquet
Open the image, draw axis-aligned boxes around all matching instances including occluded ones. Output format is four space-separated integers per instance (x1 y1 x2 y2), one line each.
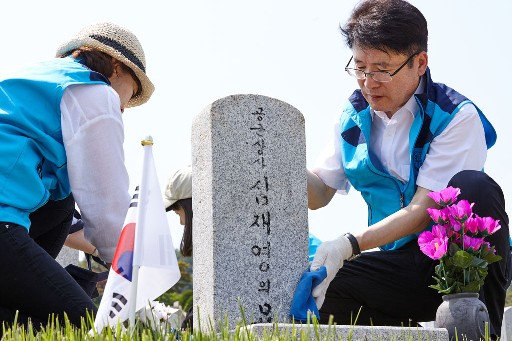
418 186 502 294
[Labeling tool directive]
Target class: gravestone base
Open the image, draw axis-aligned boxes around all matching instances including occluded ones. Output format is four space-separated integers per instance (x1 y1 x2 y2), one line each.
244 323 449 341
56 245 80 267
501 306 512 341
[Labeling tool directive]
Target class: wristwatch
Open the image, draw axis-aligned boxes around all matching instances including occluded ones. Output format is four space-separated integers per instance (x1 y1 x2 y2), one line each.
344 233 361 261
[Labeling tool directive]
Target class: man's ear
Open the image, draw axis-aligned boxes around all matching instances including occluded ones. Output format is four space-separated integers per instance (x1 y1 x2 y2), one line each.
417 51 428 76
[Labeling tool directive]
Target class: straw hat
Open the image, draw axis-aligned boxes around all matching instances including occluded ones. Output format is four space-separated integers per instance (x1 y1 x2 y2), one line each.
164 166 192 210
55 22 154 108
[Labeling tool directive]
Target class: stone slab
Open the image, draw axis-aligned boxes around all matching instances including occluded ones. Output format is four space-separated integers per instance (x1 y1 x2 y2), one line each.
56 245 79 267
245 323 449 341
501 306 512 341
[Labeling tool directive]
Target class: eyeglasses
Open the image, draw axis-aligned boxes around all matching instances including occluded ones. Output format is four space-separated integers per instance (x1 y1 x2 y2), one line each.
345 52 420 83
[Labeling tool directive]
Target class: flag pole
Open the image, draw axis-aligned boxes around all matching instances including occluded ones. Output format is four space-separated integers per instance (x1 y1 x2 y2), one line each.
128 136 154 327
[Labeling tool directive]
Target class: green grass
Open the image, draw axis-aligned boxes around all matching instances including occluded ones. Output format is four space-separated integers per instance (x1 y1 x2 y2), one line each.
0 312 497 341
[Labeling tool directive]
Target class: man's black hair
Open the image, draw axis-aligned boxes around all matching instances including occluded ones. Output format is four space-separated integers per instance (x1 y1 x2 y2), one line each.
340 0 428 56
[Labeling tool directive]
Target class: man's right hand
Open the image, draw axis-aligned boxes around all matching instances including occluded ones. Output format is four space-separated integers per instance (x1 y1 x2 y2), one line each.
310 235 353 309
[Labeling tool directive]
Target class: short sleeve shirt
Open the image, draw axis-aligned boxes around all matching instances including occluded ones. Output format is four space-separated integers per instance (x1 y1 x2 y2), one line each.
312 78 487 193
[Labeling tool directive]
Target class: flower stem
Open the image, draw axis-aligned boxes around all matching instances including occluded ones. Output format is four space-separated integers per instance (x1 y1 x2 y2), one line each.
441 259 448 289
461 222 465 287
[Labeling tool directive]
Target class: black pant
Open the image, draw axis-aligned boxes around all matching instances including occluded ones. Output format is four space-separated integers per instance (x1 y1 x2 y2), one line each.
0 195 97 328
320 170 510 338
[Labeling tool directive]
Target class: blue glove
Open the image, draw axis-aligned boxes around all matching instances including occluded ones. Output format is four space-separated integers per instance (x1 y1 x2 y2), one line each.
289 266 327 322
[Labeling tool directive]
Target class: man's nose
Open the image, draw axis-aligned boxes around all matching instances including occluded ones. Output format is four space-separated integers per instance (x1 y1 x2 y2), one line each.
363 75 380 88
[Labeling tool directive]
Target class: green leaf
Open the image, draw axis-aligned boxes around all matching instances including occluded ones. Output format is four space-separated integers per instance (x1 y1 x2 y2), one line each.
431 276 443 285
470 257 488 268
451 250 473 269
483 250 502 264
433 283 457 295
462 281 481 293
429 284 442 292
469 272 480 282
448 242 461 255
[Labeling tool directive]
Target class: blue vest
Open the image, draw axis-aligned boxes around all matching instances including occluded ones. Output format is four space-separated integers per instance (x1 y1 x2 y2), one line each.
339 68 496 250
0 57 110 229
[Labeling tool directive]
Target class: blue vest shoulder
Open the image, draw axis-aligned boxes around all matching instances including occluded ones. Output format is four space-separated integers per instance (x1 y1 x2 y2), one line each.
0 58 109 229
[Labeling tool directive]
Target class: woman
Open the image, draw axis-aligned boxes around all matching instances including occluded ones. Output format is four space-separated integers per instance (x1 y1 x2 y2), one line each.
164 166 193 328
0 22 154 327
164 166 193 258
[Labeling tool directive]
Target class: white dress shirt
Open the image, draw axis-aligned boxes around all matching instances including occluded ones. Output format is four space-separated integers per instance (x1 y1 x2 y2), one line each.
60 84 131 262
312 78 487 194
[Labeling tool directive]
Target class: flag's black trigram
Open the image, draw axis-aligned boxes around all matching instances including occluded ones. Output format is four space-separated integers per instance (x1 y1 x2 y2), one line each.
109 292 128 318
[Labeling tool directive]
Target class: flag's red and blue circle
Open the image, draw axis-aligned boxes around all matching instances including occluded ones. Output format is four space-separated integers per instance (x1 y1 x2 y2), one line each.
111 222 135 281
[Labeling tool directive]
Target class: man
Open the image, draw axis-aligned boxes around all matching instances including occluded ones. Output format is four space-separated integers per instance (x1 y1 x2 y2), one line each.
307 0 510 338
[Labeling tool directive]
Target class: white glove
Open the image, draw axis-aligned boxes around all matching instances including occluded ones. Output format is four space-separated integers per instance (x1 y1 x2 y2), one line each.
310 235 353 309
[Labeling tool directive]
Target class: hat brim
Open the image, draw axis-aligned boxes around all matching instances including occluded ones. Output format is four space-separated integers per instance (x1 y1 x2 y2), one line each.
56 37 154 108
164 197 178 211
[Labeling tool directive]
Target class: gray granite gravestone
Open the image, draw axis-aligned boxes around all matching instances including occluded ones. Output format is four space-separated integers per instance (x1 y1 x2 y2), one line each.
56 245 80 267
501 306 512 341
191 94 309 329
